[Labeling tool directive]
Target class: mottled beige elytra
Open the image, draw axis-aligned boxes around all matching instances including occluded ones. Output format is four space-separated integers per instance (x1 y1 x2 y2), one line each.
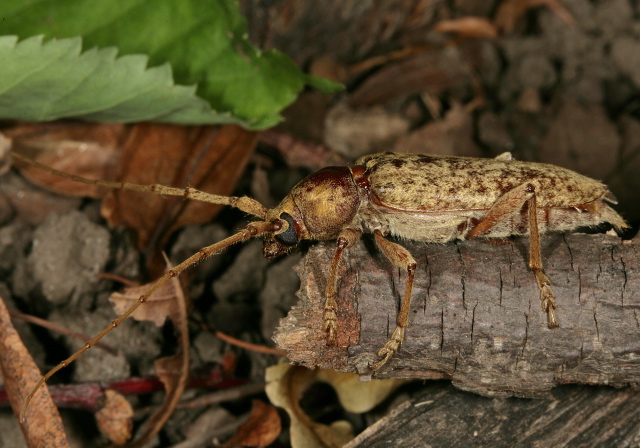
15 151 626 420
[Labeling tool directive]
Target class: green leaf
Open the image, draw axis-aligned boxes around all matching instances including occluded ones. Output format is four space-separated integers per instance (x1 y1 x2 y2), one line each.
0 0 343 128
0 35 245 124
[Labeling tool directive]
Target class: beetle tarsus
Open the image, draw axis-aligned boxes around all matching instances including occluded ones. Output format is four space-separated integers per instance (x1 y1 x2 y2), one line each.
532 270 558 327
372 327 405 371
324 297 339 344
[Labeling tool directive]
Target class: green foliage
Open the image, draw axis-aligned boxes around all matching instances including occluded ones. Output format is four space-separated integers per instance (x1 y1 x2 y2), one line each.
0 0 341 128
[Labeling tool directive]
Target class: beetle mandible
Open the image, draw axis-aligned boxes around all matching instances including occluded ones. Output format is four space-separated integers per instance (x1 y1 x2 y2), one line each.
15 151 627 419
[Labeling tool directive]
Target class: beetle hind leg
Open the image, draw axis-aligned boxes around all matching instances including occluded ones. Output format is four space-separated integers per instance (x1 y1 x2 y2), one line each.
467 183 558 328
526 190 558 327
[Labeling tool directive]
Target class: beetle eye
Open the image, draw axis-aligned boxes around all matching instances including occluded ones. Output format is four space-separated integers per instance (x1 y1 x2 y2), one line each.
275 212 298 246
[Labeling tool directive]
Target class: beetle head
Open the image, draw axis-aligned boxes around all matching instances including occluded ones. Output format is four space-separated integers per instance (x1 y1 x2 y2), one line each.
263 194 304 260
263 166 361 260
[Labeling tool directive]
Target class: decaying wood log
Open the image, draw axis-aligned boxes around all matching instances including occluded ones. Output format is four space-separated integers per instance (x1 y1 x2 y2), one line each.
343 383 640 448
274 233 640 397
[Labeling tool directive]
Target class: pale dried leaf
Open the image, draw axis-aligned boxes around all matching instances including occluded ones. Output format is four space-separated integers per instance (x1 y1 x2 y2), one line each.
266 363 353 448
109 283 175 327
315 370 407 414
0 132 12 176
95 389 133 445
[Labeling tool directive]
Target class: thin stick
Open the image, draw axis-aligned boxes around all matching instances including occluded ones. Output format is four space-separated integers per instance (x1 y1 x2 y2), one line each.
135 382 266 417
9 311 117 356
193 318 286 356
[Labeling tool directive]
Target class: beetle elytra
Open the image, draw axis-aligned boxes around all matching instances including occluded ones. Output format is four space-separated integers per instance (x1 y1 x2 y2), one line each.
14 151 627 419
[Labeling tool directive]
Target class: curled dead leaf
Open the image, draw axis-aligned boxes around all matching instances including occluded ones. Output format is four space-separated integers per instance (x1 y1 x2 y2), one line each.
95 389 133 445
266 363 407 448
313 369 408 414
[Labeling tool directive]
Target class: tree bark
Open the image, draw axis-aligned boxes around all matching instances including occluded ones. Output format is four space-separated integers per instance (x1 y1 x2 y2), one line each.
343 383 640 448
274 233 640 397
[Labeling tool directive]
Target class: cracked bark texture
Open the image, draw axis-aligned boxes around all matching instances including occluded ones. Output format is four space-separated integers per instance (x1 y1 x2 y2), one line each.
274 233 640 397
344 383 640 448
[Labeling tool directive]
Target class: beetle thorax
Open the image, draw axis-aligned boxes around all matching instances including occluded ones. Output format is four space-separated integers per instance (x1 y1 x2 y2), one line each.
290 166 360 240
262 166 362 260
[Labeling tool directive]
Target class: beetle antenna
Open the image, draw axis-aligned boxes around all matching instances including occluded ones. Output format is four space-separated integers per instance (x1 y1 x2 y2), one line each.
11 151 268 219
20 220 275 423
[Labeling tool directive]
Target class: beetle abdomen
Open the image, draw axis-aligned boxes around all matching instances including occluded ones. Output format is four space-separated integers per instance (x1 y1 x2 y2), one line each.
355 153 626 241
357 153 609 212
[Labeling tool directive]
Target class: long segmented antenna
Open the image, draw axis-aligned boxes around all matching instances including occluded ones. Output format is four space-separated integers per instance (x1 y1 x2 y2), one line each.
13 151 275 421
20 220 275 422
10 151 268 219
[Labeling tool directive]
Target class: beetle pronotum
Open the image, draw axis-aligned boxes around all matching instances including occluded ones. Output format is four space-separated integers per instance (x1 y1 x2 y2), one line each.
15 151 627 420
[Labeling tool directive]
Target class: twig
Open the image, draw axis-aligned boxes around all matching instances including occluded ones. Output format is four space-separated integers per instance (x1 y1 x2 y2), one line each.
9 310 118 356
0 365 243 412
135 382 266 417
98 272 140 288
193 318 287 356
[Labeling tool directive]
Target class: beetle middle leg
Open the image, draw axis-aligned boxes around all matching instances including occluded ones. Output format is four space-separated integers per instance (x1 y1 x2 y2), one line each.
467 183 558 327
370 230 417 370
324 228 362 344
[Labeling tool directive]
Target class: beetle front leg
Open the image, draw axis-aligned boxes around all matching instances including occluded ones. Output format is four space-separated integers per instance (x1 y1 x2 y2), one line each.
467 183 558 328
371 230 417 371
324 228 362 344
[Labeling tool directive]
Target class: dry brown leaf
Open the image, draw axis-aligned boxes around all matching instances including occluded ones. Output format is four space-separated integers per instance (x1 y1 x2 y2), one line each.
124 255 190 448
0 294 70 447
537 98 619 179
495 0 576 34
101 123 256 275
348 47 474 108
95 389 133 445
0 132 12 176
433 17 498 38
7 122 125 197
393 101 482 157
109 281 177 327
222 400 281 447
265 363 406 448
8 122 256 276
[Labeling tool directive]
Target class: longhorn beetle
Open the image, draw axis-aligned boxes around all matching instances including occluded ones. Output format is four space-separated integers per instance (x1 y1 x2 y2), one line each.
15 151 627 420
